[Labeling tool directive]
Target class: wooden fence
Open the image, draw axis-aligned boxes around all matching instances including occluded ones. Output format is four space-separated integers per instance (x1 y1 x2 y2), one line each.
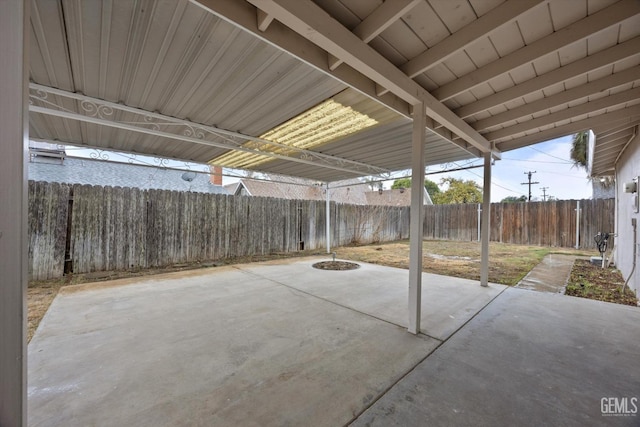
28 182 409 280
422 199 615 248
28 181 613 280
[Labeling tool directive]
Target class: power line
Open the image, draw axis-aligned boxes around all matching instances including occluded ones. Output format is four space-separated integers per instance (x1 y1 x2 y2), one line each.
424 163 484 176
541 186 549 201
528 146 573 163
450 161 526 196
501 157 573 164
521 171 539 201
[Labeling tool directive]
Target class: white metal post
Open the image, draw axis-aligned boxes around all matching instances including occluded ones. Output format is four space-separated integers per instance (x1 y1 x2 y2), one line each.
575 200 580 249
408 103 426 334
326 183 331 254
477 203 481 241
0 0 29 425
480 153 492 287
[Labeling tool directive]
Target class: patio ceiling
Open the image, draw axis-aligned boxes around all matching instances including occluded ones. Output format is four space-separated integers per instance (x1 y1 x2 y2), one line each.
28 0 640 182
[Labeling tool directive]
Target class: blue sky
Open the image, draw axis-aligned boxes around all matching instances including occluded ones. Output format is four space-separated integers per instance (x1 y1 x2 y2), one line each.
412 135 592 203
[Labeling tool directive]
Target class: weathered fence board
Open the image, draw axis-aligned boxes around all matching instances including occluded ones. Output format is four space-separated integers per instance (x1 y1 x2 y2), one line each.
70 184 148 273
28 182 70 280
28 181 614 279
487 200 614 249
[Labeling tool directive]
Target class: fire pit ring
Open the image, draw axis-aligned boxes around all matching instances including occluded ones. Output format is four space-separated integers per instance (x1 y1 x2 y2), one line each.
312 261 360 271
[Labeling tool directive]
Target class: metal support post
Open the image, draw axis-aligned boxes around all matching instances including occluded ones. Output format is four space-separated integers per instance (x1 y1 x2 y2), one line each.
0 0 29 425
480 153 492 287
326 183 331 254
408 103 425 334
575 200 581 249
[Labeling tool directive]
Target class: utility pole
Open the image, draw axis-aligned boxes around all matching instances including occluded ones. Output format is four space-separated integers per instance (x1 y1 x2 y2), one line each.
521 171 539 201
541 186 549 201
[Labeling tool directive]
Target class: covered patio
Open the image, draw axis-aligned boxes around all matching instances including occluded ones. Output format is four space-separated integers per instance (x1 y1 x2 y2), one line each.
27 258 640 425
2 0 640 424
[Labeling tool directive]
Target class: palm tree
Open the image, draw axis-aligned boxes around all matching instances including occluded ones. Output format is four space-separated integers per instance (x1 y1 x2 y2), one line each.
570 131 588 169
571 131 614 191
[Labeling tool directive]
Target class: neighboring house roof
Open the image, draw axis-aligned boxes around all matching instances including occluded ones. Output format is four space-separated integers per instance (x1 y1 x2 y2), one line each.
365 188 432 207
226 177 432 206
29 157 229 194
330 183 370 205
227 178 325 200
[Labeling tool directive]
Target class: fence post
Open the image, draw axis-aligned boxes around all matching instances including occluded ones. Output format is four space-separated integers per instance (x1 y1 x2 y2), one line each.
326 183 331 254
477 203 481 241
575 200 580 249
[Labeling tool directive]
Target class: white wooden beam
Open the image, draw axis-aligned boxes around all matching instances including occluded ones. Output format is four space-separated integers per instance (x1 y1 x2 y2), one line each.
355 0 420 42
191 0 411 117
593 152 623 168
600 130 635 149
245 0 492 153
330 0 421 71
594 119 640 137
257 8 274 31
594 138 630 155
429 126 482 157
401 0 545 79
597 149 627 162
0 0 28 425
473 65 640 131
496 105 640 151
433 0 640 102
327 53 342 71
246 0 416 104
408 103 425 334
192 0 485 161
193 0 487 157
594 129 635 146
484 86 640 142
455 35 640 119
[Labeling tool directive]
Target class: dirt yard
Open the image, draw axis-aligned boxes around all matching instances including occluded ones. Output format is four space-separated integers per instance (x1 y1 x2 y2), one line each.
27 240 591 341
565 259 637 306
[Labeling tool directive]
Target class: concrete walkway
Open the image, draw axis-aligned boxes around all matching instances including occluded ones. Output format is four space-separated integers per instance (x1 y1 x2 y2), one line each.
516 253 579 293
28 258 640 426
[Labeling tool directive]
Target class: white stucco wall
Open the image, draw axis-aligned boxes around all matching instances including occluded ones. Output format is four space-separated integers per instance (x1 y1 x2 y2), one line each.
614 131 640 293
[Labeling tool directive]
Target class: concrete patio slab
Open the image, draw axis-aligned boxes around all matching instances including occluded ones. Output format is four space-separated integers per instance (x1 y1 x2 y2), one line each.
29 261 446 427
29 257 639 426
352 287 640 427
238 258 507 340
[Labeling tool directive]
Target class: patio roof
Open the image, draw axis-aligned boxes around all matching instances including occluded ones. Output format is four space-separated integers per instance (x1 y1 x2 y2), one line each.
5 2 640 423
589 120 639 176
29 0 640 182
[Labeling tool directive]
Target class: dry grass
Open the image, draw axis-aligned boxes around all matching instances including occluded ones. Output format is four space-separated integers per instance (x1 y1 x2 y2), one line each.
28 281 66 341
335 240 590 286
28 240 589 342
